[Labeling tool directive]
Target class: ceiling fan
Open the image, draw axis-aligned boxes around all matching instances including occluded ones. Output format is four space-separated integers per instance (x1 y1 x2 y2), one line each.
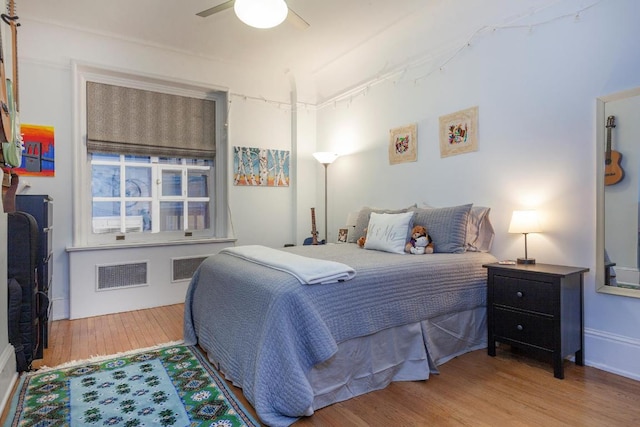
197 0 310 30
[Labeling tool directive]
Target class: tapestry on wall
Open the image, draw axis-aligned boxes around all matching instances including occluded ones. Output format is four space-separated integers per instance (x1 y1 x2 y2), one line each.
439 106 478 158
233 146 290 187
389 123 417 165
13 124 55 176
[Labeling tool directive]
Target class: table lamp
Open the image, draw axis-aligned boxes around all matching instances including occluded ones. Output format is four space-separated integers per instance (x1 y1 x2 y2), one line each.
508 210 542 264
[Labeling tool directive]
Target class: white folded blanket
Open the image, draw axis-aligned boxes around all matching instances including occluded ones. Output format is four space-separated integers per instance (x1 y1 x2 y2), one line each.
220 245 356 285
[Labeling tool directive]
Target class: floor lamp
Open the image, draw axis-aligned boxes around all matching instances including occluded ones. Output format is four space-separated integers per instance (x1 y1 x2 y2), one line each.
313 152 339 244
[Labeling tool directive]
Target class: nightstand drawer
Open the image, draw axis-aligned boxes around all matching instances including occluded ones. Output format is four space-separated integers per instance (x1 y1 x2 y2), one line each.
493 307 554 350
493 275 554 315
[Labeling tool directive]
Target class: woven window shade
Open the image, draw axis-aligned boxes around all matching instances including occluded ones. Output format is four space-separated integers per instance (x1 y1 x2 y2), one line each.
86 82 216 159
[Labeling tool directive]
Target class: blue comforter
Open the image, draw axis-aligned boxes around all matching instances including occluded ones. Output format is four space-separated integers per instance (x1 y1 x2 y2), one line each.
184 244 496 426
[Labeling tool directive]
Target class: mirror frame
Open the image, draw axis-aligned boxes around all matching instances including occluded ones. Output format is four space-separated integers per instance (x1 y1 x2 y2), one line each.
596 86 640 298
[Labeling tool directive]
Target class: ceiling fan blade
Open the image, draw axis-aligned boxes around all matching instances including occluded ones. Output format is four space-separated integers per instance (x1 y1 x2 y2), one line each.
287 7 310 29
196 0 235 18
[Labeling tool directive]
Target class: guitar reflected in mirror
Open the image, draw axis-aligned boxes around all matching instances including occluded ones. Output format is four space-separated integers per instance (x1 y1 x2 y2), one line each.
604 115 624 186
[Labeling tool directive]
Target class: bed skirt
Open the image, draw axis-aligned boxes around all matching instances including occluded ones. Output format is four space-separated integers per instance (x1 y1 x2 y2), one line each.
308 306 487 412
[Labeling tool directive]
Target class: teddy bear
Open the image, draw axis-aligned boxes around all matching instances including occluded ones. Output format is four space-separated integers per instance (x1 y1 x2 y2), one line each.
357 228 367 248
405 225 434 254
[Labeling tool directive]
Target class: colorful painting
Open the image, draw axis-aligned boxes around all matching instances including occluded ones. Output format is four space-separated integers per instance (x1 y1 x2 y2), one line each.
439 106 478 158
389 123 417 164
14 124 55 176
233 146 290 187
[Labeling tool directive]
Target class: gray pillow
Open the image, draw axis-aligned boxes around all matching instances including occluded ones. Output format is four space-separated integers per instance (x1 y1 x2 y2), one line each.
349 205 415 243
409 204 472 253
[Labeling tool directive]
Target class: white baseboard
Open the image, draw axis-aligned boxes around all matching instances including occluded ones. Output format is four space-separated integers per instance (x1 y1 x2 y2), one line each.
0 344 17 417
584 328 640 381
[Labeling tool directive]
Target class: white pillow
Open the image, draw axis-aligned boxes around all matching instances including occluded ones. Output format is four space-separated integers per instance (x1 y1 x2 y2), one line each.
364 212 414 254
349 205 415 243
466 206 495 252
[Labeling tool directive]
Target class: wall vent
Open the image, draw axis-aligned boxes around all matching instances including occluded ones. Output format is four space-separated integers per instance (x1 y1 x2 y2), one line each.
96 261 148 291
172 256 208 282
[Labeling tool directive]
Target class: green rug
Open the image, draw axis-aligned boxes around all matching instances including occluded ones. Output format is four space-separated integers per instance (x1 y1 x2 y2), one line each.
4 344 259 427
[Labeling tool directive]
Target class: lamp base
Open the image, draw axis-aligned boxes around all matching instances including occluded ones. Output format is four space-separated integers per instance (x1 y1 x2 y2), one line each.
517 257 536 265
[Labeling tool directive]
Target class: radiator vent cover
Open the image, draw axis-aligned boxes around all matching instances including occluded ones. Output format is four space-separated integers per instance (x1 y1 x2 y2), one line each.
96 261 148 291
172 256 208 282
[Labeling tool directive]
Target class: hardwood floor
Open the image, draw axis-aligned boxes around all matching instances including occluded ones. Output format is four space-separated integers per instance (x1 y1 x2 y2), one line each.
3 304 640 426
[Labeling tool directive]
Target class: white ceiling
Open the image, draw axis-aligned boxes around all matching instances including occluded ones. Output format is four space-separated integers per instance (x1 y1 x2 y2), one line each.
19 0 563 102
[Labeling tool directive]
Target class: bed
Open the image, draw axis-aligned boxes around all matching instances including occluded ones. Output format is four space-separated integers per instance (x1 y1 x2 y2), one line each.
184 204 497 426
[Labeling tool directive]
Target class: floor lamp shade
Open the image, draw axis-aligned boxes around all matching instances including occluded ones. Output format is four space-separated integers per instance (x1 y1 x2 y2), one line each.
508 210 542 264
313 152 339 165
313 152 339 243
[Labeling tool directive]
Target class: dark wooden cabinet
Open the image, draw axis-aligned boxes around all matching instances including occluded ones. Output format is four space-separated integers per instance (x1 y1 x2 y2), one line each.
484 262 588 379
16 194 53 359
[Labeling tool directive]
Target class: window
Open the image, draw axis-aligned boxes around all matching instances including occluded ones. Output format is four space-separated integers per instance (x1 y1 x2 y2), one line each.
73 64 228 246
91 154 212 235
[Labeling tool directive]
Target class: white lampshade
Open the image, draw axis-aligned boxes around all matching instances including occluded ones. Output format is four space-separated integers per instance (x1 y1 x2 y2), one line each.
313 152 339 165
508 210 542 234
509 210 542 264
234 0 288 29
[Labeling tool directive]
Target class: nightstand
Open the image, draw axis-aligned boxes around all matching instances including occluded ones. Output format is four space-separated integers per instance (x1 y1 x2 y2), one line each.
483 262 589 379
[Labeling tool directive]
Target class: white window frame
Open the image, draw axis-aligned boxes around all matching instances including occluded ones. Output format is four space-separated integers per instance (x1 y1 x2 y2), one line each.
72 62 229 247
90 156 212 239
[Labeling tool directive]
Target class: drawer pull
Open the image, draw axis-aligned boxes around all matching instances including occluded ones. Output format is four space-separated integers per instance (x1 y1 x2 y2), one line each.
516 291 523 298
516 324 524 331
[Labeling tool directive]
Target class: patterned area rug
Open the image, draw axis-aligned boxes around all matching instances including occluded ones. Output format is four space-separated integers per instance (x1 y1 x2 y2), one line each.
4 344 259 426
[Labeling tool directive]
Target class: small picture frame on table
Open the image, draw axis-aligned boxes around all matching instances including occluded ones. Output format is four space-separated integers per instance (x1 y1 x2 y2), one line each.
337 228 349 243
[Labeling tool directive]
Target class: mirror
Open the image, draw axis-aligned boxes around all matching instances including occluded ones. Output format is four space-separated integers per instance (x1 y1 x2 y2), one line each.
597 86 640 297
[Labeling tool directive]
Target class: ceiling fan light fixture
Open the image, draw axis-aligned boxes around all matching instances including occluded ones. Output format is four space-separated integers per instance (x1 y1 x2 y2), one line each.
234 0 289 29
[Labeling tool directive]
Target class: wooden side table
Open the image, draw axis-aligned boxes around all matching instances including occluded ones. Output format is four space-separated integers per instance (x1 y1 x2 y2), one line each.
484 262 589 379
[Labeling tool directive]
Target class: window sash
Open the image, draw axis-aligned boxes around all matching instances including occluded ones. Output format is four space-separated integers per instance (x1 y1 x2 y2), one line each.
90 155 212 239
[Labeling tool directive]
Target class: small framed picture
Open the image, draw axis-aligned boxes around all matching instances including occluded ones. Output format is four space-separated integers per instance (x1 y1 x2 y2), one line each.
389 123 418 164
337 228 349 243
439 106 478 158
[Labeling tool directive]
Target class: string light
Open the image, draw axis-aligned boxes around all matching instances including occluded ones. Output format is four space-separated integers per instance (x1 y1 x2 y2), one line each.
228 1 601 113
317 0 601 111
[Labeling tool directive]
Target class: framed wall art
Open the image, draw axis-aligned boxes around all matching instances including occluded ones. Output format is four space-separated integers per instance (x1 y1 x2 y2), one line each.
233 146 290 187
389 123 417 165
439 106 478 158
13 124 55 177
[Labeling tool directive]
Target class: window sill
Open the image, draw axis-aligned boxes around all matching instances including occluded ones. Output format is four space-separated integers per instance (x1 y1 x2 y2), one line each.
66 237 236 252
